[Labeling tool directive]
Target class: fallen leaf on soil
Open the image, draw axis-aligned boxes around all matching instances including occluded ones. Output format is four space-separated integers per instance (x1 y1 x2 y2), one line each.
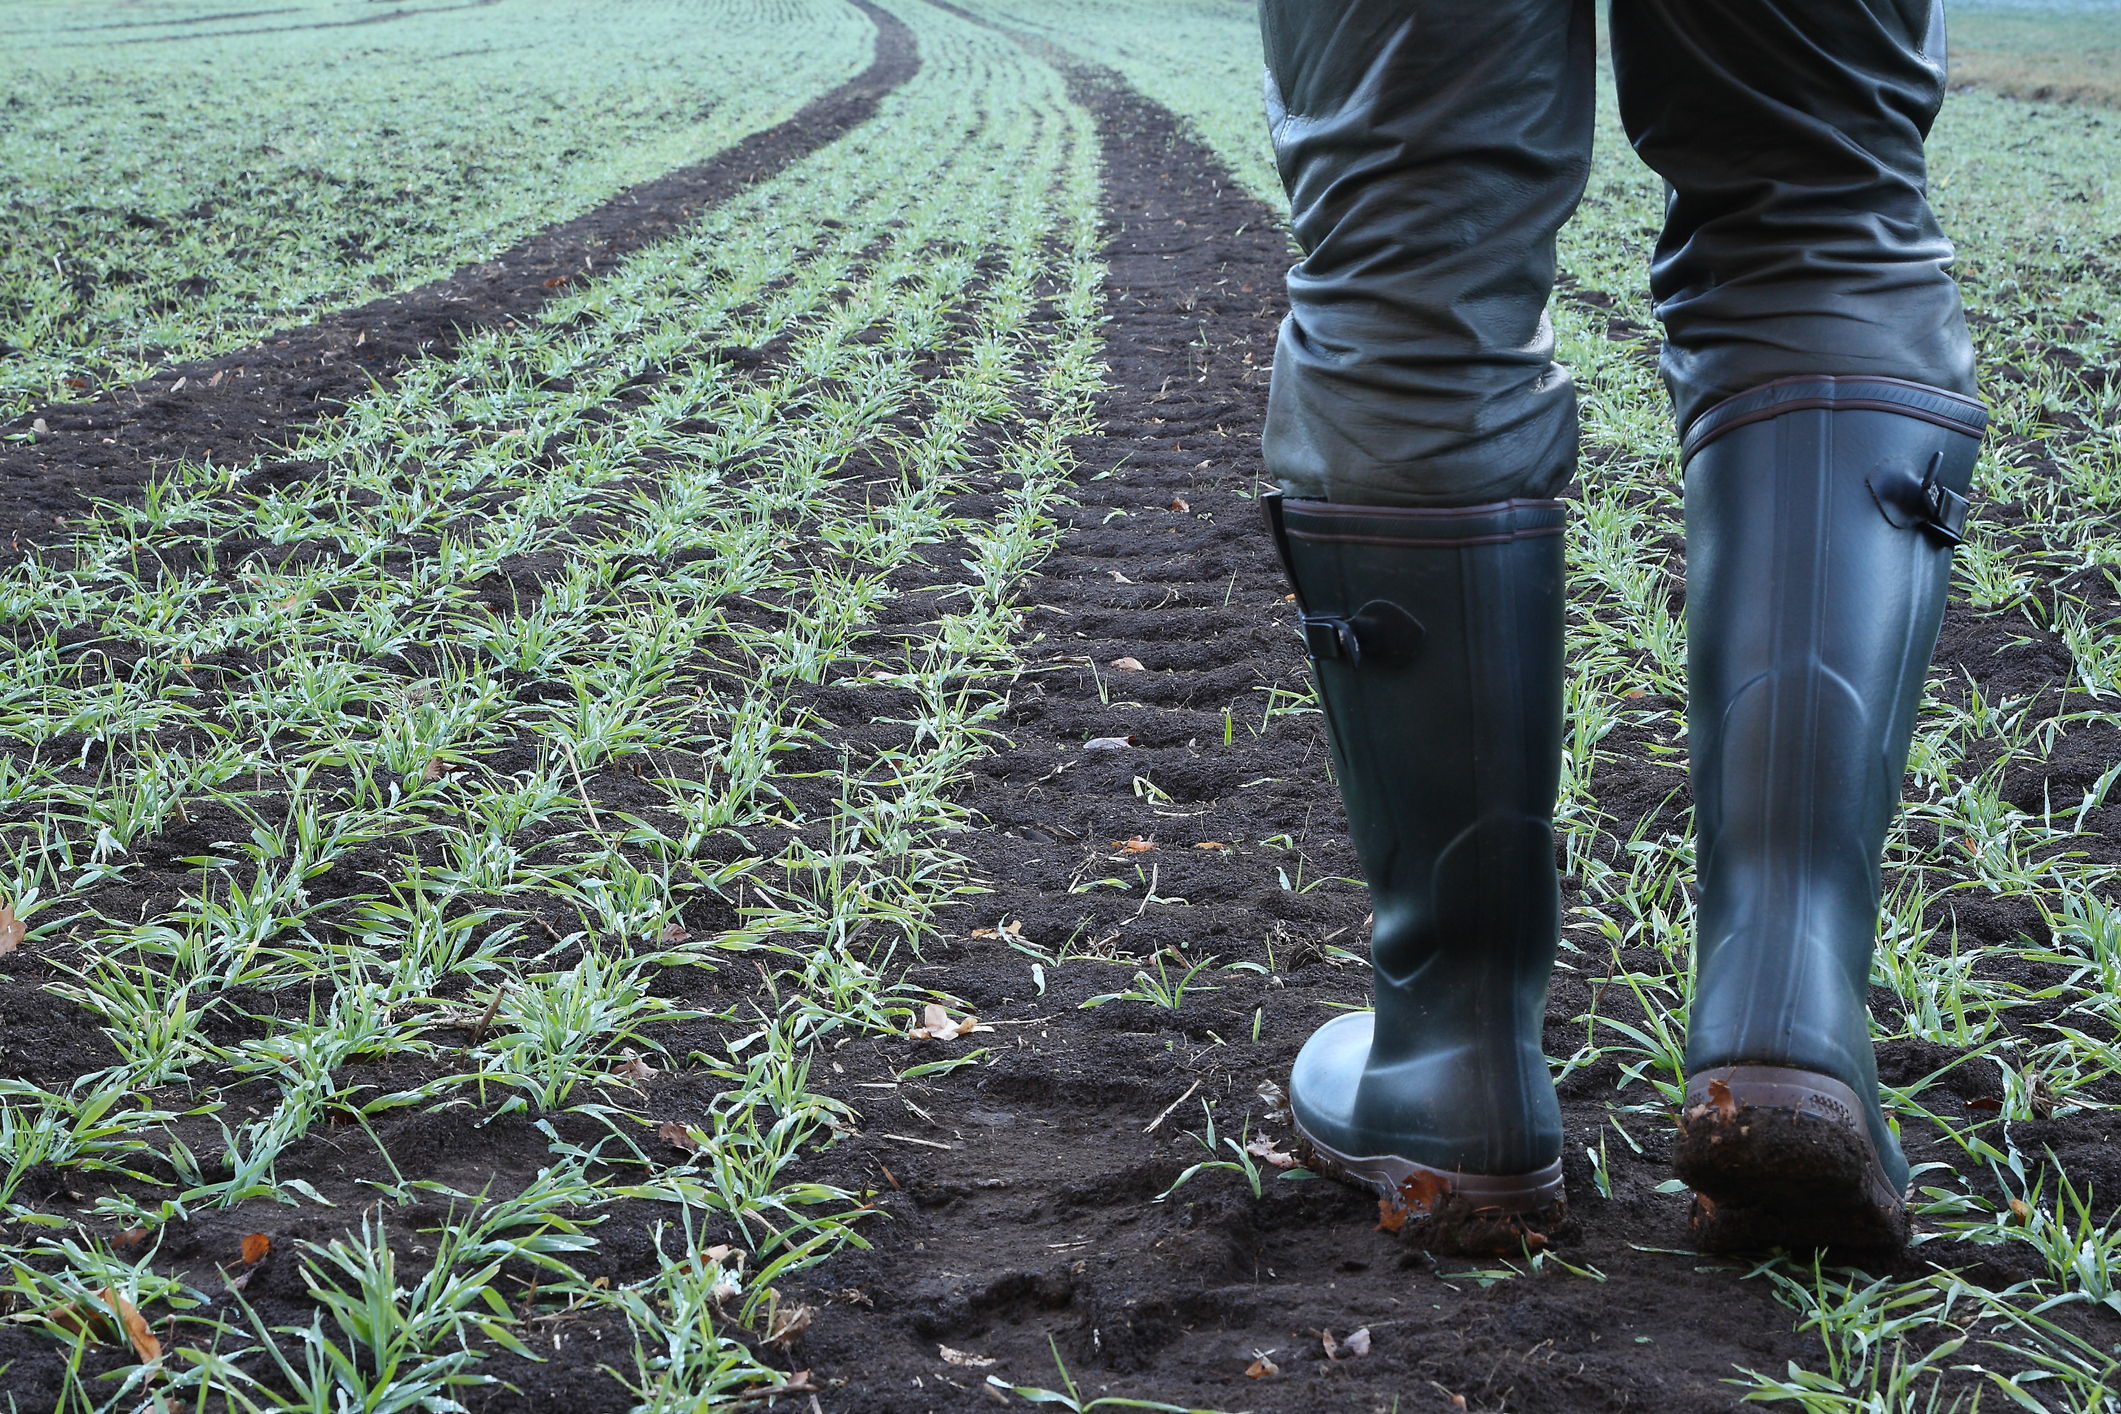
103 1289 160 1363
1706 1076 1737 1120
908 1004 990 1041
240 1233 271 1264
658 1121 701 1154
1108 656 1145 671
1246 1354 1279 1378
1109 571 1134 583
1379 1169 1452 1230
113 1228 145 1250
940 1345 996 1367
1083 736 1134 750
1344 1327 1371 1357
1256 1079 1292 1124
1194 841 1229 850
1965 1095 2002 1112
1112 837 1156 852
1245 1135 1297 1169
0 901 24 955
1283 593 1297 602
1318 1328 1339 1360
613 1048 657 1080
43 1301 116 1342
1624 687 1646 699
766 1302 814 1349
659 922 690 944
2010 1198 2032 1222
1169 496 1189 513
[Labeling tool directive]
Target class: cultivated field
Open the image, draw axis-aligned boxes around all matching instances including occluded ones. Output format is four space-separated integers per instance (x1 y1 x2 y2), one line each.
0 2 2117 1411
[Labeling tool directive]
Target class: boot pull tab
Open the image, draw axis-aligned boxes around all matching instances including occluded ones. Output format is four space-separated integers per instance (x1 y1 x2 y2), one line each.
1867 451 1969 545
1301 600 1425 668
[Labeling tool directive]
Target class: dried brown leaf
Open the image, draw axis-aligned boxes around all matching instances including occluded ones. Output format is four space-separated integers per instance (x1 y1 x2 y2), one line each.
100 1289 160 1364
1108 571 1133 584
940 1344 996 1367
1112 837 1157 853
1245 1135 1297 1170
1108 656 1145 672
0 900 24 955
1193 841 1229 851
113 1228 145 1251
1318 1328 1339 1360
1169 496 1190 513
659 922 691 944
1706 1076 1737 1121
1344 1327 1371 1357
659 1121 701 1154
1400 1169 1451 1212
614 1048 657 1080
1245 1354 1279 1378
766 1302 814 1350
909 1004 990 1041
240 1233 270 1265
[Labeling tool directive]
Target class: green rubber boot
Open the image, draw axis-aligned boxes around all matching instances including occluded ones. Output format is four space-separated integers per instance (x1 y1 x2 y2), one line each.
1265 493 1569 1250
1675 376 1986 1252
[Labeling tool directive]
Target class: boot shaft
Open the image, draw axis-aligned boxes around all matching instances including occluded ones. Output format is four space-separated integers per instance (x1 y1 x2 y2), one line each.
1682 378 1984 1127
1270 495 1566 1175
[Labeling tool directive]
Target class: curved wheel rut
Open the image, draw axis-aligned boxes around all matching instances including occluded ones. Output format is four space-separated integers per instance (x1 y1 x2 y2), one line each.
0 0 919 546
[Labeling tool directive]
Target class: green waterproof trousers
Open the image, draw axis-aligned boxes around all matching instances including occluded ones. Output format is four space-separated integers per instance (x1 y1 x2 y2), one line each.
1259 0 1976 506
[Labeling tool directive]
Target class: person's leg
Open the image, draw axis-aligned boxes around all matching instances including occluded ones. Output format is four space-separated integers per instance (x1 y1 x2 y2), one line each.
1611 0 1983 1250
1611 0 1974 432
1261 0 1595 506
1258 0 1593 1248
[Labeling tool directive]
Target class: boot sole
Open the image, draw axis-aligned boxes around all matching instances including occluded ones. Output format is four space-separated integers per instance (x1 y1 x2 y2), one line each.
1293 1120 1566 1255
1675 1065 1909 1252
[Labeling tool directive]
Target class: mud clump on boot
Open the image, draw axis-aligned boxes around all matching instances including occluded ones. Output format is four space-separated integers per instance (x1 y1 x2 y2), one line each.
1676 1071 1910 1253
1296 1138 1570 1256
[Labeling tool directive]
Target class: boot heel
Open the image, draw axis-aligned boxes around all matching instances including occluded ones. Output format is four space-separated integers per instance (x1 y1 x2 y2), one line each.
1676 1065 1909 1252
1294 1126 1567 1255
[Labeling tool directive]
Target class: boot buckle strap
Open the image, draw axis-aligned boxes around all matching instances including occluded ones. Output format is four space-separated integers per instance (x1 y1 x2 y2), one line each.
1868 451 1969 545
1301 616 1361 662
1299 600 1425 668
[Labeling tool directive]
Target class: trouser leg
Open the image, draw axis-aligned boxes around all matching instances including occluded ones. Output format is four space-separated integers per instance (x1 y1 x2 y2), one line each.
1610 0 1976 433
1258 0 1595 506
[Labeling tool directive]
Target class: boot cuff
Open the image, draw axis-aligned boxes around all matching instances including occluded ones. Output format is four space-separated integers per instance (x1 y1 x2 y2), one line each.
1682 376 1986 466
1279 497 1566 549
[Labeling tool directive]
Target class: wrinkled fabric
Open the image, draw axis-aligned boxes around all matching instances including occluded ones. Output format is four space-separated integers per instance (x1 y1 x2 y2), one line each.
1259 0 1976 506
1259 0 1594 505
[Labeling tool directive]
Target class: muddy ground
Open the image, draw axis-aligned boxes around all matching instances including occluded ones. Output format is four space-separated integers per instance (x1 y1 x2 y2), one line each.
1 17 2117 1414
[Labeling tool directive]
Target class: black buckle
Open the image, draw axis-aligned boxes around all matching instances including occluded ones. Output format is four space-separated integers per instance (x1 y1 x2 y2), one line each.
1868 451 1969 545
1264 491 1426 668
1299 600 1424 668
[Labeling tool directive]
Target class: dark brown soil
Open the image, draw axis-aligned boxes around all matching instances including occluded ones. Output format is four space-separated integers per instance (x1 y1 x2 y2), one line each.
0 0 917 552
1 22 2116 1414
